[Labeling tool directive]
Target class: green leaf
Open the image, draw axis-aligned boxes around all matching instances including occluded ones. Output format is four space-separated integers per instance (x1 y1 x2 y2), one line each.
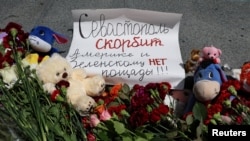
134 137 148 141
119 92 129 100
108 101 120 107
192 102 207 121
165 130 178 139
144 132 154 140
134 130 154 140
95 130 110 141
120 110 130 117
121 84 130 94
196 121 203 139
0 45 5 55
186 114 194 125
48 106 60 117
121 135 133 141
113 121 126 134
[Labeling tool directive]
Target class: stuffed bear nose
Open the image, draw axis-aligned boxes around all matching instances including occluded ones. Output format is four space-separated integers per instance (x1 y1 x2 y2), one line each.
62 72 68 78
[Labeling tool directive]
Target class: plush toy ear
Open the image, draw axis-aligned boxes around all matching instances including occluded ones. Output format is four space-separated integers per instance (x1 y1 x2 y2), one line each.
214 64 227 82
217 49 222 56
52 33 68 44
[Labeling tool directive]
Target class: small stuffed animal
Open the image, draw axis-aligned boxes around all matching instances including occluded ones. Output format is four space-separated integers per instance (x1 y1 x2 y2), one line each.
36 53 105 116
28 26 68 56
193 61 227 102
184 49 201 73
199 45 222 64
239 62 250 93
183 61 228 115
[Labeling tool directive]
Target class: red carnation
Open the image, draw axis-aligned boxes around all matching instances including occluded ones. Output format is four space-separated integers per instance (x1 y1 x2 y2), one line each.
50 90 64 102
87 132 96 141
158 103 170 114
158 82 172 100
150 111 161 123
108 104 126 118
150 104 170 123
4 22 22 33
130 88 154 110
235 116 243 124
129 108 149 128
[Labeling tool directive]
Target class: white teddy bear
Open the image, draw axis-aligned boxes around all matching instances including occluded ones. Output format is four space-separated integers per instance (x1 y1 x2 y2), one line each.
36 53 105 116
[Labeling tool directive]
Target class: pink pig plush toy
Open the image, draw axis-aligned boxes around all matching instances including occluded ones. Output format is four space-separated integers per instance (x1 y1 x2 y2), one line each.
199 45 222 64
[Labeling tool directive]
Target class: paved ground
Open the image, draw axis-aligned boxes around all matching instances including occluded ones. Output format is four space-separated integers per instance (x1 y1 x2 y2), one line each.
1 0 250 81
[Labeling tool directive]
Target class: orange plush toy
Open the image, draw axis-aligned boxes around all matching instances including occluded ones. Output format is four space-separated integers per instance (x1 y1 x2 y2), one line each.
240 62 250 93
184 49 201 73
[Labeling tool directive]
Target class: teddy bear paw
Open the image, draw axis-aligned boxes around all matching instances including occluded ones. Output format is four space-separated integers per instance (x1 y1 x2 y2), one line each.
85 75 106 97
76 96 97 116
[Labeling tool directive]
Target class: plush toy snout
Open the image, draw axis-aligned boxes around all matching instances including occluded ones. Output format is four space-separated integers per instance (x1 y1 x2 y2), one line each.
29 35 52 52
193 80 220 102
62 72 68 79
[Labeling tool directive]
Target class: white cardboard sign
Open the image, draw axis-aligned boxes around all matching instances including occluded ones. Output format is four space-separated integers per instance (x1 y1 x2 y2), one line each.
66 8 185 89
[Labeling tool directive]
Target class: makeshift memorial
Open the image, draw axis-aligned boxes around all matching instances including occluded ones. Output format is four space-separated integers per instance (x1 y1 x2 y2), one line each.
1 21 250 141
29 26 68 56
199 45 222 64
0 22 88 141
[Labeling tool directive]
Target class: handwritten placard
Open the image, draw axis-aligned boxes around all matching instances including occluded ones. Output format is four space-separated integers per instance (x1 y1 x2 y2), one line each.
66 8 185 89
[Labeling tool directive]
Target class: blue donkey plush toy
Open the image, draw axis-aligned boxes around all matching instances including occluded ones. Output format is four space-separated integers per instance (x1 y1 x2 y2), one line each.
184 60 228 113
28 26 68 56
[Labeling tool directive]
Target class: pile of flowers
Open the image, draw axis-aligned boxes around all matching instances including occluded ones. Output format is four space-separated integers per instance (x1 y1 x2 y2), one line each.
82 82 190 141
0 22 29 68
183 79 250 140
1 22 250 141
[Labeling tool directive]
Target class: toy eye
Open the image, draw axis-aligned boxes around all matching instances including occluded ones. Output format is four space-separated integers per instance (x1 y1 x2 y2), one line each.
56 72 60 76
207 53 210 55
214 53 217 56
39 30 45 36
208 72 213 78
